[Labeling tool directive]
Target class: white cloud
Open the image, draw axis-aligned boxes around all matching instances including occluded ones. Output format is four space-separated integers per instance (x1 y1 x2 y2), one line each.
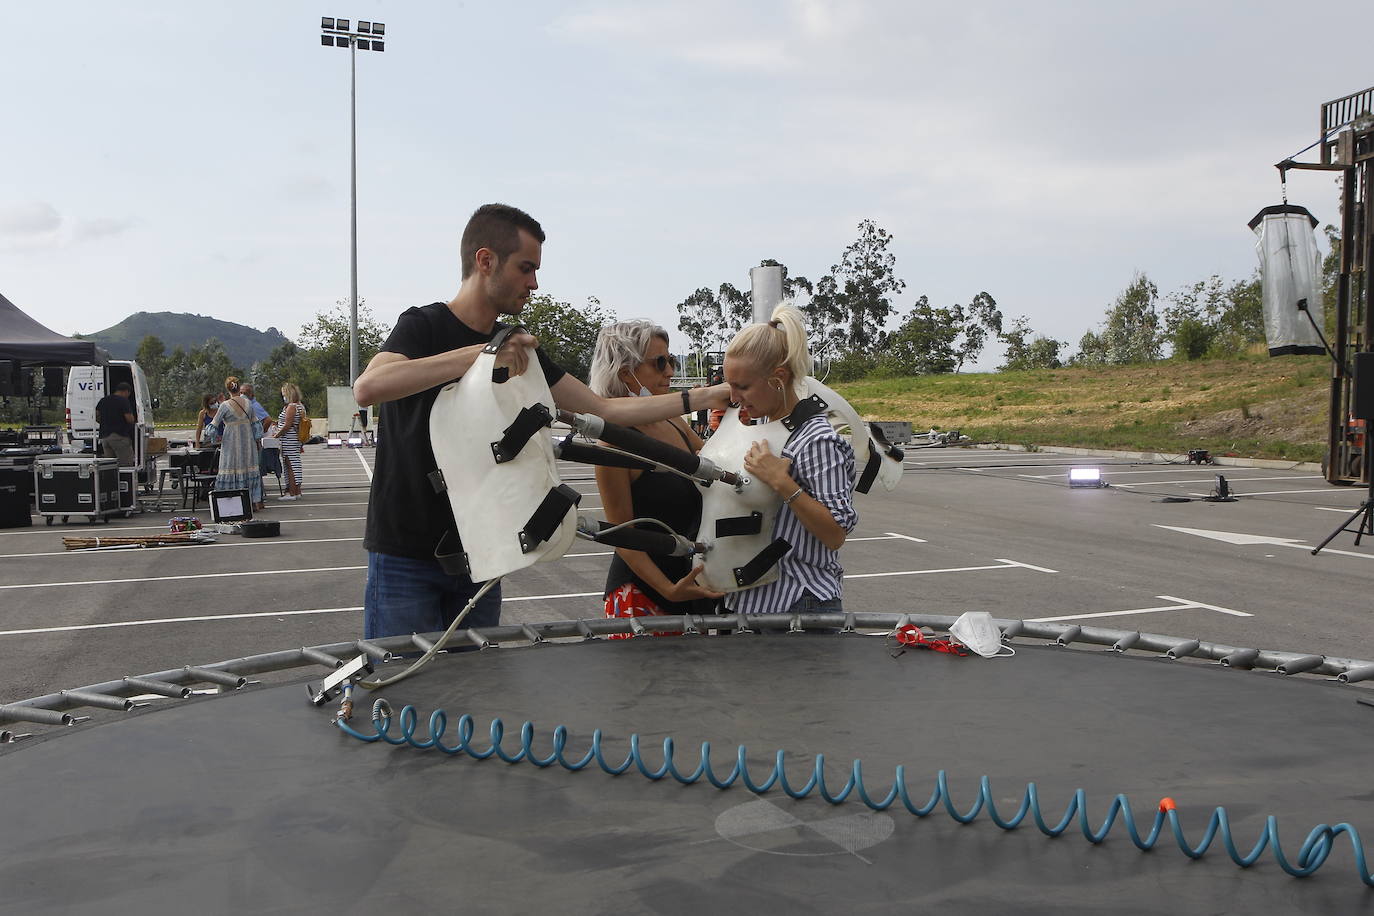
0 201 62 238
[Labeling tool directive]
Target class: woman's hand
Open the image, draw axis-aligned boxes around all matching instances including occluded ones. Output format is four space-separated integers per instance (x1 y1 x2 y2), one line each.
662 565 725 603
743 440 794 493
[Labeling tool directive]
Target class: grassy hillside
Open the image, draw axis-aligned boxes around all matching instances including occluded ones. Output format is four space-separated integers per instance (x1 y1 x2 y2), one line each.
831 354 1331 462
80 311 288 369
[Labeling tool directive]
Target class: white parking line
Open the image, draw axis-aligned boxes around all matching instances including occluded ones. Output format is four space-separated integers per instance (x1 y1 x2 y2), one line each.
0 606 362 637
0 516 368 540
0 565 366 591
355 447 373 482
0 536 366 560
1185 488 1355 498
1027 594 1251 623
845 558 1056 580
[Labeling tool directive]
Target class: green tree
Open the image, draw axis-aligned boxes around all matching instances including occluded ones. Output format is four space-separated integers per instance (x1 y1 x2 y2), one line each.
830 219 906 354
1000 317 1063 370
296 299 390 387
254 341 327 416
518 294 614 382
801 273 847 370
1072 330 1109 366
955 291 1003 371
676 287 719 377
880 296 960 376
135 335 167 410
1099 273 1161 364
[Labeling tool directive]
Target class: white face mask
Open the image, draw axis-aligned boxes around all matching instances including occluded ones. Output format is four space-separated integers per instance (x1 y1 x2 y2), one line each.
948 611 1014 658
629 372 651 397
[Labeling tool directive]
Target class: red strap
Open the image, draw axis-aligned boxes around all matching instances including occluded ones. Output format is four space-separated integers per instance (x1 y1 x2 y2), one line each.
892 624 970 656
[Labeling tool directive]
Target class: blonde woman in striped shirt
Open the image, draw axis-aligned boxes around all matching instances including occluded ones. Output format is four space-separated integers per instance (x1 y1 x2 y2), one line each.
723 304 858 615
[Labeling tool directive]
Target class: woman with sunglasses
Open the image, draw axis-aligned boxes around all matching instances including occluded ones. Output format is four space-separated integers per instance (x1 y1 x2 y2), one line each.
588 321 724 633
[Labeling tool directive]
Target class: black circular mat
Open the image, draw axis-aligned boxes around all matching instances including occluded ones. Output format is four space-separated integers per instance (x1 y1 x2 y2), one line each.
1 635 1371 913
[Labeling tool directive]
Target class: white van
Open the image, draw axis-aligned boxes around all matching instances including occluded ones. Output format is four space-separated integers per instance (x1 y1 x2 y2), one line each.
66 360 158 482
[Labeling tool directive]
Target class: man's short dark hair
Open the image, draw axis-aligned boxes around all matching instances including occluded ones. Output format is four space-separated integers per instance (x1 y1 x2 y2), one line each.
114 382 132 394
460 203 545 279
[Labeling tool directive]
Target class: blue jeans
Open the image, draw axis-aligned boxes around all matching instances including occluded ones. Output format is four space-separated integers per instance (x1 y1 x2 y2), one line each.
363 551 503 641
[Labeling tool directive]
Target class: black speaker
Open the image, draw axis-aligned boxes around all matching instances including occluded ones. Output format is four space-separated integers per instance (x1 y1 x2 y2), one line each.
1355 352 1374 421
42 367 64 396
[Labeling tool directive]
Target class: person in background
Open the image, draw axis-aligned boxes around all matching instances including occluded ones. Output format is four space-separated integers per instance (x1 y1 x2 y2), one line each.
211 376 264 512
194 394 220 447
270 382 305 501
588 321 723 634
240 382 270 436
723 304 857 615
95 381 136 467
243 381 281 484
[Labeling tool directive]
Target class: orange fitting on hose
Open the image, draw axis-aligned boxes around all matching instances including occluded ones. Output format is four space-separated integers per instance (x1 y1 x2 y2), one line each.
1158 797 1177 813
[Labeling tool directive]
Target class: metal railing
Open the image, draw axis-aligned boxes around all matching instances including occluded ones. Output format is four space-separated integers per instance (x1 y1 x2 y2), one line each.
2 613 1372 744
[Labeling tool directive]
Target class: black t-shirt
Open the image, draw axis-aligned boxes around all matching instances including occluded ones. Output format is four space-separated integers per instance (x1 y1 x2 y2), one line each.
363 302 567 560
95 394 135 439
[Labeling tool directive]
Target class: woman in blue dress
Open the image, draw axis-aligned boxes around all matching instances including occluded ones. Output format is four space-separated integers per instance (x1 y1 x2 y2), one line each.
211 376 264 511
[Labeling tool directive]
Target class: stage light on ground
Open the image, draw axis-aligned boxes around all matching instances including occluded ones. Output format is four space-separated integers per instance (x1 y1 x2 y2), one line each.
347 435 364 447
327 436 344 448
1068 467 1104 488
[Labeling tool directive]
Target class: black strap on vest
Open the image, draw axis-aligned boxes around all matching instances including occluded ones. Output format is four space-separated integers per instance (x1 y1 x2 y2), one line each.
857 451 881 494
484 323 525 384
491 403 553 464
715 511 763 538
733 538 792 587
856 423 905 494
518 484 582 554
434 529 471 576
781 394 827 432
868 422 906 461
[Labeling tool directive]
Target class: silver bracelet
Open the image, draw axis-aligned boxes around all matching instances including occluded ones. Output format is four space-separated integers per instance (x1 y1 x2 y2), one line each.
783 486 805 505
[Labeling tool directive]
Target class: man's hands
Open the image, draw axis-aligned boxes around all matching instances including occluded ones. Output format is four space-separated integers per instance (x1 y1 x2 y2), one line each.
493 332 540 377
743 440 794 494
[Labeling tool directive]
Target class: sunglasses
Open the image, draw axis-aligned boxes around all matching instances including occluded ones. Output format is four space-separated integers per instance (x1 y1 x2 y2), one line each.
646 355 679 372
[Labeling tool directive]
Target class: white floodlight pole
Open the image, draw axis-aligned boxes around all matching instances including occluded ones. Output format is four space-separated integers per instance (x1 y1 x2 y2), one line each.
320 16 385 384
348 37 359 386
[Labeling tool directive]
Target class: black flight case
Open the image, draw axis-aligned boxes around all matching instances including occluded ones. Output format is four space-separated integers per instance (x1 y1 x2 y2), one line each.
33 456 121 525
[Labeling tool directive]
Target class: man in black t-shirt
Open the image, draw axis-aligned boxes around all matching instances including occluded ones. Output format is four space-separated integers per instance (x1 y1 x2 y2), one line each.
353 203 730 640
95 382 136 467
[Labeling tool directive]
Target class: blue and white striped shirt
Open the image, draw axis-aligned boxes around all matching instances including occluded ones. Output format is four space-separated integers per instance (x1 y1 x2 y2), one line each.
728 414 858 614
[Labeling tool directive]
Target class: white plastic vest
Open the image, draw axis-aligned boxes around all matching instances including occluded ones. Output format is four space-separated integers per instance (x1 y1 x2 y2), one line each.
429 335 577 581
694 376 904 593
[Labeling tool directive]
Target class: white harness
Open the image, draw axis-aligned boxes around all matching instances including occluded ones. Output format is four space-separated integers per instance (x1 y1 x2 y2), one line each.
428 329 578 582
694 377 904 593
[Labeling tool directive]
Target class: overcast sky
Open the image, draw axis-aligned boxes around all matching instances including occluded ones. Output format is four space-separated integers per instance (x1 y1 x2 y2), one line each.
2 1 1368 369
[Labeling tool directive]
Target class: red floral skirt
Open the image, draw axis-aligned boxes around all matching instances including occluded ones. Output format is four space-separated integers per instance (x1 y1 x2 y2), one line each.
604 582 679 639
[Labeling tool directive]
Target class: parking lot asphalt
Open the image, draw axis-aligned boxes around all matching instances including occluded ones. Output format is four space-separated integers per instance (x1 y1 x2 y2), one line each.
2 442 1371 706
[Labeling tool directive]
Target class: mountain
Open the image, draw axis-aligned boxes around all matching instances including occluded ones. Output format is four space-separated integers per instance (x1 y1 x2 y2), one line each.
79 312 290 369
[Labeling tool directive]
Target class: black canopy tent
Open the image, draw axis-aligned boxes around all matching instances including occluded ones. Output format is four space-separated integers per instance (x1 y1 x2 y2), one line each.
0 291 108 367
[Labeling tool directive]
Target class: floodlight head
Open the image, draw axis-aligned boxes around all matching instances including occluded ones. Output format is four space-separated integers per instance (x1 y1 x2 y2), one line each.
322 17 335 29
337 18 350 30
320 34 332 46
358 21 371 32
357 39 370 50
372 22 384 34
335 36 348 48
1068 467 1104 488
373 40 384 51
